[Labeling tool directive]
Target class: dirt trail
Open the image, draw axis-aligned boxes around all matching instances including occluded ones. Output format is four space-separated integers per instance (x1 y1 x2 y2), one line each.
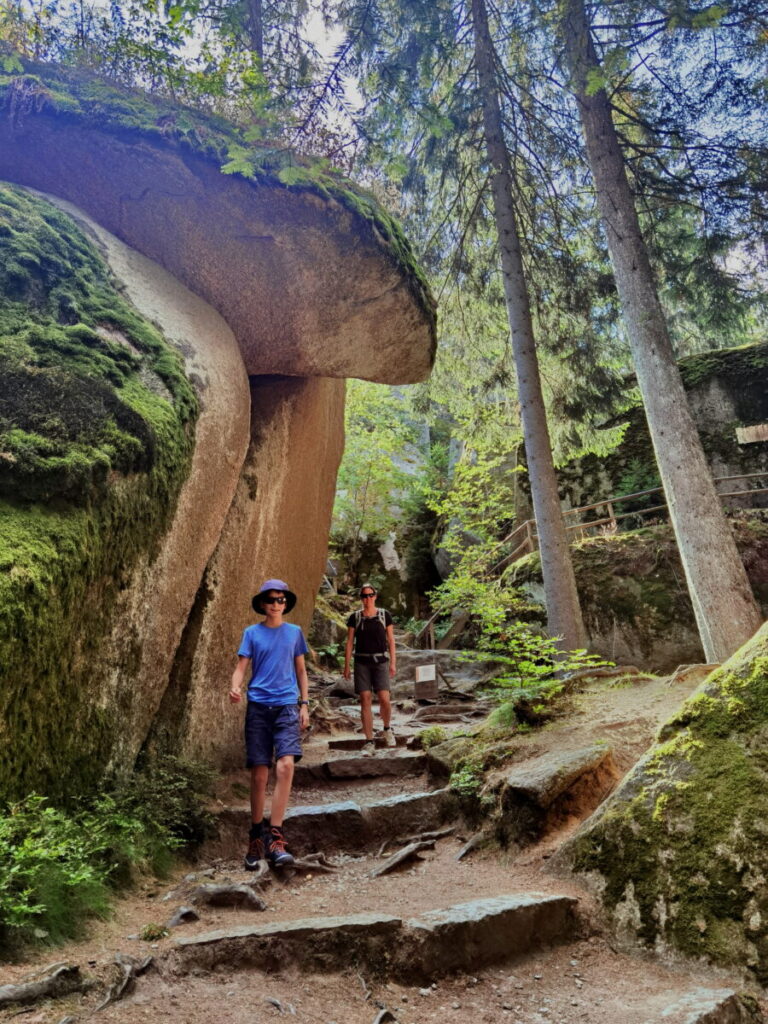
2 666 766 1024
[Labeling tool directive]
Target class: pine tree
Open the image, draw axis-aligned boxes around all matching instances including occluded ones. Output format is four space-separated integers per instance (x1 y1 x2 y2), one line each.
562 0 763 660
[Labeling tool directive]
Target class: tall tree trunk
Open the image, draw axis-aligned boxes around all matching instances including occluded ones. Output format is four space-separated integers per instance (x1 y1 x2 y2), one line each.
471 0 586 651
246 0 264 60
563 0 762 662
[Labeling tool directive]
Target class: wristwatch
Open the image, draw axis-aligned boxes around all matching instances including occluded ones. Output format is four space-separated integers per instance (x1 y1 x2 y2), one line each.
299 700 309 705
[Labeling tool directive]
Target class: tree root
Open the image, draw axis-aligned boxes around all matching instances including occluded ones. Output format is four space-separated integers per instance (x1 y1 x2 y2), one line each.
0 964 88 1009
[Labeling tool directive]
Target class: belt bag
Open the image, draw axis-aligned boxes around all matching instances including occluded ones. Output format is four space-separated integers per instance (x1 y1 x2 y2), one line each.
355 652 389 663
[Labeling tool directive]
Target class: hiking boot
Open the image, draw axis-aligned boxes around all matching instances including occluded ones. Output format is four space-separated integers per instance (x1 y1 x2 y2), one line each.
265 826 295 867
244 829 265 870
362 740 376 756
383 728 396 748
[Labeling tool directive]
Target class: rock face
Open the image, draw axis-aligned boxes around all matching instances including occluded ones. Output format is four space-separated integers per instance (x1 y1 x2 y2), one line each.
0 64 435 799
513 519 768 673
0 64 435 384
557 622 768 983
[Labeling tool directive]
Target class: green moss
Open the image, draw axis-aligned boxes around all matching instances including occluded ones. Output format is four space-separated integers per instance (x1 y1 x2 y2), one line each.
568 623 768 981
0 185 198 803
0 56 435 326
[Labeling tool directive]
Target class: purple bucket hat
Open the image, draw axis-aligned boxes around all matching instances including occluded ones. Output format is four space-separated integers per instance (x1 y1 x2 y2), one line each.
252 578 297 614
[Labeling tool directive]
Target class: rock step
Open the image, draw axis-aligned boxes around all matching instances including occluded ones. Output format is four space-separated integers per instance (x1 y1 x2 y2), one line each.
172 893 578 982
646 988 761 1023
217 787 457 855
327 735 411 751
293 750 425 786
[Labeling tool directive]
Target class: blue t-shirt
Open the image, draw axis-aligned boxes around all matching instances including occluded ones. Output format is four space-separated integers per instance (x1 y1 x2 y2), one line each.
238 622 309 705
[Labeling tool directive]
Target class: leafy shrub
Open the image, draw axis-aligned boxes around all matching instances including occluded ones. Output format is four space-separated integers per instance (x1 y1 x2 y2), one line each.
418 725 448 749
0 756 215 951
449 762 484 798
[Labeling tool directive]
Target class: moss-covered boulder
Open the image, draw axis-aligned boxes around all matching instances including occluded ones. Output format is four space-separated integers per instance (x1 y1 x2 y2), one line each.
511 518 768 671
558 621 768 982
0 184 198 800
0 56 436 384
555 340 768 515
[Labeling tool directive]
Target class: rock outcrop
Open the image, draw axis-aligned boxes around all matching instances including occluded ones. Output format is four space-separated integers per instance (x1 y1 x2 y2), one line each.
0 61 436 800
556 621 768 983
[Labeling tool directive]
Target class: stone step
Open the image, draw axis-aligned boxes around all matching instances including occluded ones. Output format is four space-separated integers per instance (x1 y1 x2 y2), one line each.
217 787 457 855
293 750 426 786
172 893 579 982
646 988 760 1023
327 735 411 751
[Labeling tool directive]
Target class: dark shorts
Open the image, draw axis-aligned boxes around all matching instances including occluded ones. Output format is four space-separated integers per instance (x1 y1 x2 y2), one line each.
245 702 302 767
354 659 390 694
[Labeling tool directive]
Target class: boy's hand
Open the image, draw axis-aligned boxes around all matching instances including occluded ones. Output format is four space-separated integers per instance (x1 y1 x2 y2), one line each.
229 686 242 704
299 705 310 730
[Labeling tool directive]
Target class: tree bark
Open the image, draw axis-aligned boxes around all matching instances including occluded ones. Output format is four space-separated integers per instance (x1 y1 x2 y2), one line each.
471 0 586 651
246 0 264 60
563 0 762 662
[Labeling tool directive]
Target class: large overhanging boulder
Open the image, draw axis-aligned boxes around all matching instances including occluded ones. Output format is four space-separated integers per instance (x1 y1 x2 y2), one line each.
557 621 768 982
0 59 436 801
0 59 435 383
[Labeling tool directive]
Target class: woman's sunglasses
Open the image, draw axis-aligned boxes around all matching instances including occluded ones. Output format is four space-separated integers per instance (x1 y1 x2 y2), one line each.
361 591 376 598
263 596 286 605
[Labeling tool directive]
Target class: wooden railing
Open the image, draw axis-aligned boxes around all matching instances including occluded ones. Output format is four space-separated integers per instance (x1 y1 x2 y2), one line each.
413 469 768 647
491 470 768 572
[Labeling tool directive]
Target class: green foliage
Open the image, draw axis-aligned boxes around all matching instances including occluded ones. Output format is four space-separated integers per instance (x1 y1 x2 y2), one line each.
449 761 483 798
139 922 169 941
332 380 423 569
0 756 215 951
418 725 448 749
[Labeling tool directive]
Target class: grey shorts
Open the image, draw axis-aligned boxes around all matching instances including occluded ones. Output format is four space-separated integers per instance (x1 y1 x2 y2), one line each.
354 659 390 694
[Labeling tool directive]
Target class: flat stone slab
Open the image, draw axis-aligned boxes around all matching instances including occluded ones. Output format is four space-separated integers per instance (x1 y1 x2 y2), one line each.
216 789 456 854
173 893 579 980
407 894 578 978
294 751 426 785
651 988 759 1023
174 912 401 973
327 735 409 750
362 788 457 840
501 744 616 809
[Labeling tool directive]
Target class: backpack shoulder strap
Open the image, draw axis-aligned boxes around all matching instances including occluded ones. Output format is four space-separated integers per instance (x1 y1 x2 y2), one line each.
354 609 363 630
377 608 387 628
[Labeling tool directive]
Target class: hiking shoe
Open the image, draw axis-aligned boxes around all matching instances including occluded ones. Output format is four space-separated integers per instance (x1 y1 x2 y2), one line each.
383 728 396 748
244 830 265 870
266 826 295 867
362 740 376 756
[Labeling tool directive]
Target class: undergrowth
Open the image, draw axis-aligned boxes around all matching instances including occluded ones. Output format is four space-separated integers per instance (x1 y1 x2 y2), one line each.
0 755 215 954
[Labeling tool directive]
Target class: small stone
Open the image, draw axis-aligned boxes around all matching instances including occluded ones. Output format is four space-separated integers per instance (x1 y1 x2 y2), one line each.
419 988 431 997
452 1002 461 1009
533 974 543 980
569 960 579 967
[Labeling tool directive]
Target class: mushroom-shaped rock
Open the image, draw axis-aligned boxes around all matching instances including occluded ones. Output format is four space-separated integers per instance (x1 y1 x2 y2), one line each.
0 61 436 799
0 61 436 383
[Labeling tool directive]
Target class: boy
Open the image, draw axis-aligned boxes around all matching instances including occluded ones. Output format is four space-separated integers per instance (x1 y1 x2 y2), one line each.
343 583 397 755
229 578 310 869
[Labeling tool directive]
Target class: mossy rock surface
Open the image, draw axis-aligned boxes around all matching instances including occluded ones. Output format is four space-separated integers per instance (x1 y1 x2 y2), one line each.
555 339 768 514
0 184 197 802
512 518 768 671
0 52 434 325
560 620 768 982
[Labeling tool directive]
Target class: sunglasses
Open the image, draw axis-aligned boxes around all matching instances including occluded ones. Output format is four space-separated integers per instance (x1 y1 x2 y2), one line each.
361 592 376 598
263 596 286 605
